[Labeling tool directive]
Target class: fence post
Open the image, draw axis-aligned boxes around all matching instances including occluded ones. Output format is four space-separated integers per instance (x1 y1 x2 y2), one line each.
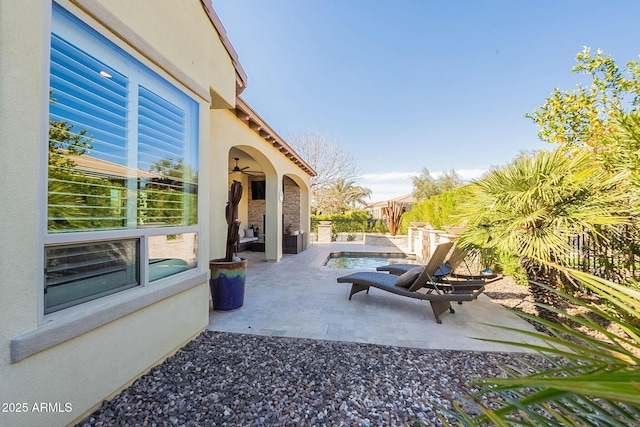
317 221 332 243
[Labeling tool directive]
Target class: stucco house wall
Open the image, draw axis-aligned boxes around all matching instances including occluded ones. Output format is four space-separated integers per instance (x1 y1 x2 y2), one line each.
0 1 312 426
210 109 312 262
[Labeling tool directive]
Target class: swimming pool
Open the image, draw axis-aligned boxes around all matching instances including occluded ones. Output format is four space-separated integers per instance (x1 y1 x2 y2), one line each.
323 252 415 269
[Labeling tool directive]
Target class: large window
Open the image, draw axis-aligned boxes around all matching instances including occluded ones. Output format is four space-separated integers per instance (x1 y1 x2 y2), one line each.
45 4 199 313
45 239 139 314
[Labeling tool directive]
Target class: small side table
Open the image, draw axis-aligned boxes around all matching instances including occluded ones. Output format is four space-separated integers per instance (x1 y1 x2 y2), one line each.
251 240 265 252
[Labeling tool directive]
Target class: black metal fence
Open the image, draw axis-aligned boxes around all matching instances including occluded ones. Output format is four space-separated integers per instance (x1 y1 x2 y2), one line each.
567 227 640 283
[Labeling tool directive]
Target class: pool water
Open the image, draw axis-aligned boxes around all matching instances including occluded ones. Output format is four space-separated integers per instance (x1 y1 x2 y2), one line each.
323 252 414 269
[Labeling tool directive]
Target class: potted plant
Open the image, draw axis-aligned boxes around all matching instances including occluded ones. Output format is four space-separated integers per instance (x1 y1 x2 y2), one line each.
209 180 247 310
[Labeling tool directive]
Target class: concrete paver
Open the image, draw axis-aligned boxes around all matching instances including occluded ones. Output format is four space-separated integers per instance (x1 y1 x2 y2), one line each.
208 242 545 352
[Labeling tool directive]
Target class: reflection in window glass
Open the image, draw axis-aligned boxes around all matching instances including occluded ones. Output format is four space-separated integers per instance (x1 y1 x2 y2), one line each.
137 86 197 227
48 4 198 233
48 33 130 232
148 233 197 282
45 239 139 313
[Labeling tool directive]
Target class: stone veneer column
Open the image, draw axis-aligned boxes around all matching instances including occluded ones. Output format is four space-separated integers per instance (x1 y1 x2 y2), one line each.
282 176 301 231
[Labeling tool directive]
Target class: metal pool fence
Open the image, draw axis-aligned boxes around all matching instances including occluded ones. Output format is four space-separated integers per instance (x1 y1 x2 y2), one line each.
567 227 640 284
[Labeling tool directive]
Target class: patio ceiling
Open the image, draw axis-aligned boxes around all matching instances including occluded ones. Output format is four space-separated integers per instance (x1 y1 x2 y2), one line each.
229 148 264 177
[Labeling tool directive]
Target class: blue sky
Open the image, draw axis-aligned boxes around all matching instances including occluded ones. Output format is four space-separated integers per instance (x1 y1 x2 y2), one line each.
213 0 640 202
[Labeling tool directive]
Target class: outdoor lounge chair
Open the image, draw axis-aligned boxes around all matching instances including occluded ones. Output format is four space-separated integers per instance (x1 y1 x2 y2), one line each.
336 242 485 323
376 246 502 284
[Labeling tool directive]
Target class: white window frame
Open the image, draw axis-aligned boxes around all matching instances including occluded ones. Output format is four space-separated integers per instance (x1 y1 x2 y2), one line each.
41 2 201 318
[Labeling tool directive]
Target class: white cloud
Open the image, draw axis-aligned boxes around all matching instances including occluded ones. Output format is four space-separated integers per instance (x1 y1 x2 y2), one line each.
359 172 415 203
360 171 418 183
359 169 488 203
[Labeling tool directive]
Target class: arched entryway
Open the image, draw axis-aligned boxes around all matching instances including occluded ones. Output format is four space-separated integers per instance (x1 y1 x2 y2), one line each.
227 148 311 261
228 146 285 261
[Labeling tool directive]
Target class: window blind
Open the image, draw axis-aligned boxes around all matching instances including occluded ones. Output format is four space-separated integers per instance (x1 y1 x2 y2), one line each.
137 87 189 226
48 33 130 231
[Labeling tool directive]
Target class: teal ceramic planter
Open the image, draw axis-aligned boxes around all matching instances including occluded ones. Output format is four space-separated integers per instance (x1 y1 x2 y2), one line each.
209 258 247 311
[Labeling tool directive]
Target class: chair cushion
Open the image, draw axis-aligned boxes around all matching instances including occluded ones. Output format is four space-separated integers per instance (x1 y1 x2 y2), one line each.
395 266 424 288
435 263 452 277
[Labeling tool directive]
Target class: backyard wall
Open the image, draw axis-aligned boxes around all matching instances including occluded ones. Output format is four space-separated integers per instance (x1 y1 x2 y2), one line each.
363 234 409 250
407 226 458 262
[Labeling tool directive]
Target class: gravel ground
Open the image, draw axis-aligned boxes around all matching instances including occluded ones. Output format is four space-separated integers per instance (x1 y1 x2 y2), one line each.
76 278 554 427
76 336 551 426
483 276 536 314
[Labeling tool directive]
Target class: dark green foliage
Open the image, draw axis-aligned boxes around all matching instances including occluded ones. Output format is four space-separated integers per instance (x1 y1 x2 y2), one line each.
149 158 198 185
139 186 197 227
49 92 93 171
311 212 388 234
48 170 197 232
48 170 126 231
400 185 471 232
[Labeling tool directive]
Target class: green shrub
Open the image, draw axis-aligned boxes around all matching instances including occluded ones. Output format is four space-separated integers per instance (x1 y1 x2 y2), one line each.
400 186 471 233
311 212 388 234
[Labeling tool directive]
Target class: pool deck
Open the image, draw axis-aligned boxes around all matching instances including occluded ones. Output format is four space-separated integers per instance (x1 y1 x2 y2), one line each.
208 242 546 353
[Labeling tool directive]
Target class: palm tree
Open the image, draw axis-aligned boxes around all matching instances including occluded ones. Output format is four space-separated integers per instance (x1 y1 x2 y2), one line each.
455 148 631 322
327 179 372 214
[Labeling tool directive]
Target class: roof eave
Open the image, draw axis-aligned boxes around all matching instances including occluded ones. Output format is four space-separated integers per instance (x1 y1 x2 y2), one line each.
200 0 247 95
234 97 317 177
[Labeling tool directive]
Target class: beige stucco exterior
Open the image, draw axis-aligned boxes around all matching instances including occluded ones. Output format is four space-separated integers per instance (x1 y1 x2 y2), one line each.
0 1 312 426
210 109 311 262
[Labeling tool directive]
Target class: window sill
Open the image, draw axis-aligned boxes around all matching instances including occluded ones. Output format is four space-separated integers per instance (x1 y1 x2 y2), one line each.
10 270 208 363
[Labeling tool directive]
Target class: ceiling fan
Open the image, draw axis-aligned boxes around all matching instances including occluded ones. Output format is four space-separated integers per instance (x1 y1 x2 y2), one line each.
229 157 262 176
230 157 249 174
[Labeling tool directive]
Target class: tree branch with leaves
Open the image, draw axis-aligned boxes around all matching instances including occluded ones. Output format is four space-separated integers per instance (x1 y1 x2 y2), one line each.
527 46 640 153
287 130 368 213
411 168 463 201
49 92 93 171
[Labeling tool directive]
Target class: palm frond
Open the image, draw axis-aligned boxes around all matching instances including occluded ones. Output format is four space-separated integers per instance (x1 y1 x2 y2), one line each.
441 270 640 426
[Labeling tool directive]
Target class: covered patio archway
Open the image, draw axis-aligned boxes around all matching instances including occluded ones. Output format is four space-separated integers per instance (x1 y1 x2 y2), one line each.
210 98 315 263
227 147 311 262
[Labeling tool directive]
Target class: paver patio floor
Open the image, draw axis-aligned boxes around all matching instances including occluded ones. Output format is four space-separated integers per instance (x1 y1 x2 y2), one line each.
208 242 544 352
